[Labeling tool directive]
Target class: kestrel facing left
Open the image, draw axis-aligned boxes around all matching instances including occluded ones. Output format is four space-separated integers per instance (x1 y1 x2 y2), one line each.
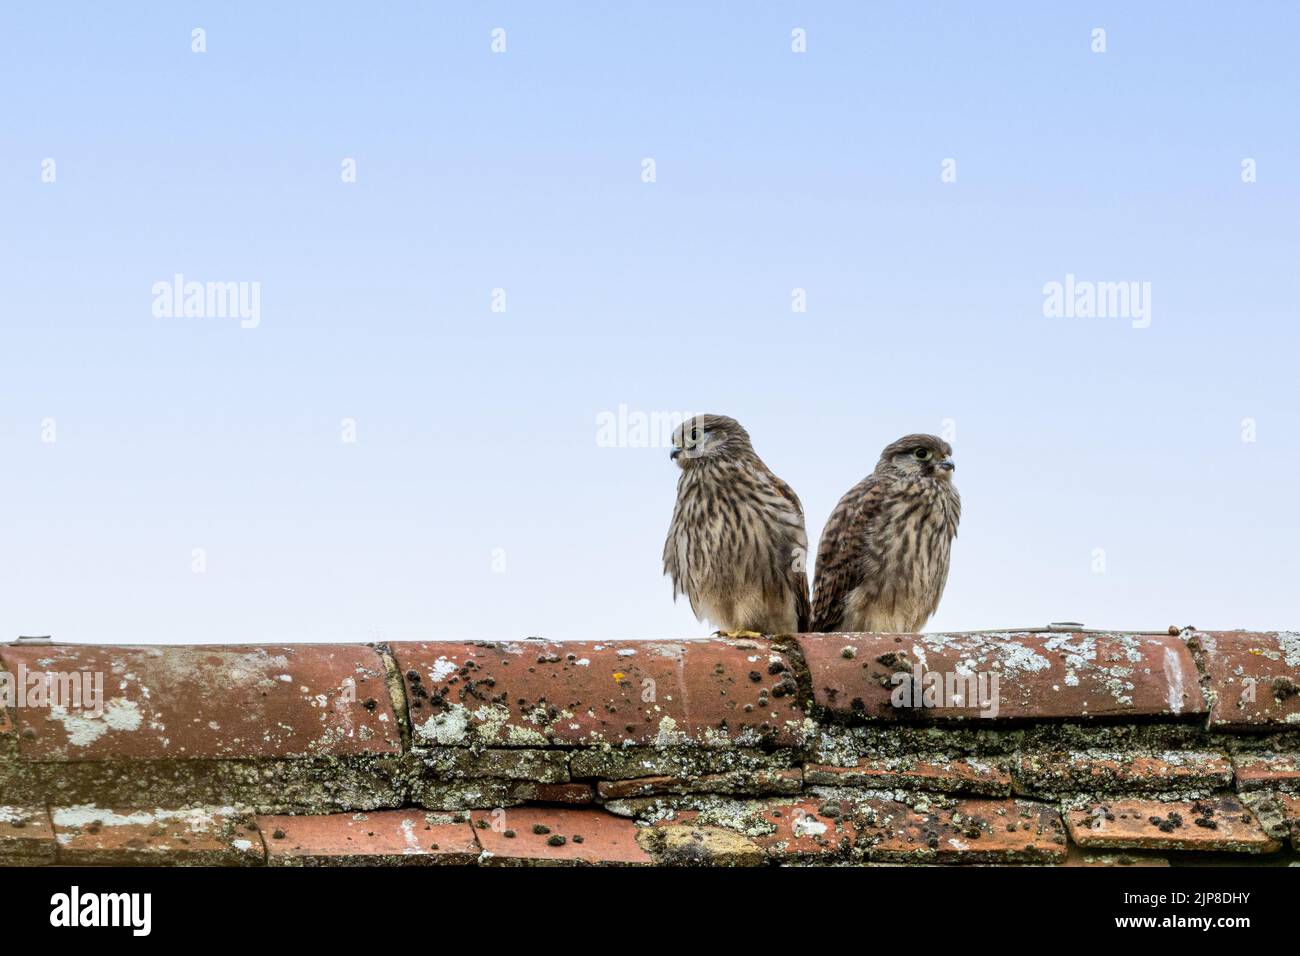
811 434 960 634
663 415 810 636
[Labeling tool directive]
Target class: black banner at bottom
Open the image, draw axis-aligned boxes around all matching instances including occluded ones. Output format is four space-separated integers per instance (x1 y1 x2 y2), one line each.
0 863 1287 942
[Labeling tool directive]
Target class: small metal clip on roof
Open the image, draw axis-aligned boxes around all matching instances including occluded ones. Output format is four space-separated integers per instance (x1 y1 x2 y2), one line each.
17 635 52 643
1047 622 1085 631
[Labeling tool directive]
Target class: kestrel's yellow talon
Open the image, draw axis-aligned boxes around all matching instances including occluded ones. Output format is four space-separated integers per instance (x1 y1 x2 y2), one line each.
715 629 765 640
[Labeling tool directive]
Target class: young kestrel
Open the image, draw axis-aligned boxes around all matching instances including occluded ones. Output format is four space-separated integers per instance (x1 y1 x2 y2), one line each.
811 434 960 633
663 414 810 636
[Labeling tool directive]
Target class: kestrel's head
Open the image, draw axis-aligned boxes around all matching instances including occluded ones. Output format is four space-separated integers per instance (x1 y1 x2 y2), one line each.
874 433 955 480
669 414 753 468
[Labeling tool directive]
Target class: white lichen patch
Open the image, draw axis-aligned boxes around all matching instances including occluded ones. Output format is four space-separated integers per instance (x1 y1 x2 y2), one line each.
51 805 237 832
655 715 685 747
494 704 562 744
1162 646 1186 713
1277 632 1300 669
694 799 779 837
428 657 459 682
418 704 470 745
792 815 828 838
399 816 423 854
1099 670 1135 707
996 642 1052 677
48 698 144 748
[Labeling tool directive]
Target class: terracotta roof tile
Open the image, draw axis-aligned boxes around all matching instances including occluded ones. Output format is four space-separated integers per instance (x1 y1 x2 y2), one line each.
392 638 809 747
1064 795 1281 853
50 805 264 865
469 806 652 865
258 810 478 865
1195 631 1300 729
641 802 852 863
1232 752 1300 791
638 821 767 866
0 644 400 760
858 796 1068 864
642 795 1066 864
796 631 1204 722
1015 750 1234 795
748 798 860 860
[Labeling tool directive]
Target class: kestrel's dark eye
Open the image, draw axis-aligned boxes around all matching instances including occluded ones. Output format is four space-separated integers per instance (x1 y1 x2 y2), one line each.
913 448 932 461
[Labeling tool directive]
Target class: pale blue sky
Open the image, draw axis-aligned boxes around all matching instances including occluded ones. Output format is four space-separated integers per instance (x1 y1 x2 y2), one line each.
2 3 1297 643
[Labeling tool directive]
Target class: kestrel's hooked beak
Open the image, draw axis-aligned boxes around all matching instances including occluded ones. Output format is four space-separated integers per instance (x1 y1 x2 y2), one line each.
670 447 682 460
939 458 955 473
